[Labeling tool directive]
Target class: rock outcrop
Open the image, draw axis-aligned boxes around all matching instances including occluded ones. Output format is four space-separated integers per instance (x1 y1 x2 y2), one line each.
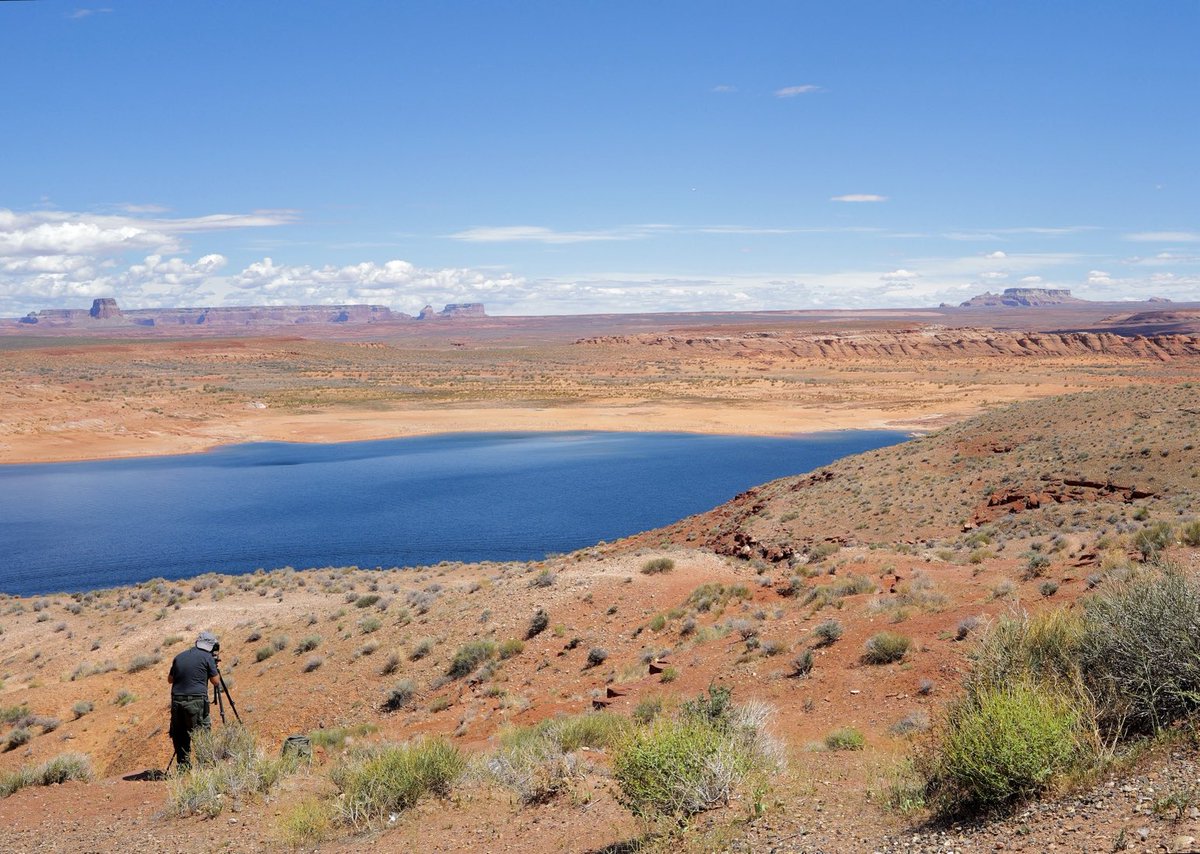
959 287 1085 308
576 327 1200 361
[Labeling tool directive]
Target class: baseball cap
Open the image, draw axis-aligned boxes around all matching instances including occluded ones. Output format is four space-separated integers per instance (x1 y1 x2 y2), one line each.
196 631 219 652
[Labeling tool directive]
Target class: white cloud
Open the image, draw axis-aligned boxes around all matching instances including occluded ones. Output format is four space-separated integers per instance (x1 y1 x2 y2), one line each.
830 194 888 203
449 225 657 244
68 8 112 20
980 271 1008 280
1020 276 1043 284
1124 231 1200 243
985 250 1007 259
775 85 822 97
880 269 917 281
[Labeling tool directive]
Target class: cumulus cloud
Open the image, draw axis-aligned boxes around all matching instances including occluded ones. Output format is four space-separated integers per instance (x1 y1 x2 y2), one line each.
880 269 917 281
830 194 888 203
775 85 822 97
986 250 1007 259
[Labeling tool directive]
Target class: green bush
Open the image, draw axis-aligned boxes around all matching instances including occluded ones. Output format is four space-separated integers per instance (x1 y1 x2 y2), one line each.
613 689 781 825
925 682 1084 813
1133 522 1174 559
862 632 911 664
255 646 275 662
169 724 294 817
1079 566 1200 735
354 594 381 609
824 726 865 751
297 635 321 653
1180 519 1200 547
641 557 675 575
613 718 746 823
812 619 843 647
447 640 496 678
331 738 465 829
1 752 91 798
498 638 524 659
126 653 160 673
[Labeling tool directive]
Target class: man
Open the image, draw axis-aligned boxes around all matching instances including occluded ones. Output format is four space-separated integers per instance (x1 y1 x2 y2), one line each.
167 630 220 769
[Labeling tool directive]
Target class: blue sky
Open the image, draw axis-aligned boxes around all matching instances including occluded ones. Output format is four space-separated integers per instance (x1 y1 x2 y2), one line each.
2 1 1197 316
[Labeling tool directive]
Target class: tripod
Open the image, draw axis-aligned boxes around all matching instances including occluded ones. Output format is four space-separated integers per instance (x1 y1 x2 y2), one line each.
211 656 242 724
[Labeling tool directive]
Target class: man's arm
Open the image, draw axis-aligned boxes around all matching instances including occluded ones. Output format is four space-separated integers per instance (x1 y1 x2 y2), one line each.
209 674 220 688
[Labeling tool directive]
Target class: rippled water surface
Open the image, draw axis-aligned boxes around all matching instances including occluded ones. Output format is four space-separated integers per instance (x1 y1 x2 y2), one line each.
0 430 905 595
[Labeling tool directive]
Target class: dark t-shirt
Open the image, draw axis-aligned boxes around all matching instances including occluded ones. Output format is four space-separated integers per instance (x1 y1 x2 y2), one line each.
169 646 218 696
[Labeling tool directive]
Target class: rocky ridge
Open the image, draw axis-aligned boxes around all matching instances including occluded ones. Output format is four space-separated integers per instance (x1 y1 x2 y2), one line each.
576 327 1200 361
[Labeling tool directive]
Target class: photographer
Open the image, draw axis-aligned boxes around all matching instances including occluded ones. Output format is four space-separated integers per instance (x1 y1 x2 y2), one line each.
167 630 221 770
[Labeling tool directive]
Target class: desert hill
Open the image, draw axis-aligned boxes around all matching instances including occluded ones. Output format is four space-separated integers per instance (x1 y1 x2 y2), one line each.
1 386 1199 852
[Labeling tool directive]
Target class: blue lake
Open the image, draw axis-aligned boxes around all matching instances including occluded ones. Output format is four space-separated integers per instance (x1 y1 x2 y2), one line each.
0 431 905 596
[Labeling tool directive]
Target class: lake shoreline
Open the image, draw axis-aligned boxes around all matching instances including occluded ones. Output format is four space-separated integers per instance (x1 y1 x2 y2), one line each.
0 401 952 466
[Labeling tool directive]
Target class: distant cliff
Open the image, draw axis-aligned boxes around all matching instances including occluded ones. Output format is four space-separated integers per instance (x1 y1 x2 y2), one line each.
577 327 1200 361
16 299 486 329
957 288 1085 308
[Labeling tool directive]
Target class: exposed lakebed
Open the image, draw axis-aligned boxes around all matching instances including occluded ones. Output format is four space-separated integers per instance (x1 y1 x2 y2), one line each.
0 430 905 596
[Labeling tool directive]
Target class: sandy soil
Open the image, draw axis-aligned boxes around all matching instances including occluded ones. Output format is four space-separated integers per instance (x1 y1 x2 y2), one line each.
4 325 1188 464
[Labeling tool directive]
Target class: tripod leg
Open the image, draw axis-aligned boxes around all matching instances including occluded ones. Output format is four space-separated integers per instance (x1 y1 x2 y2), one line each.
217 672 242 724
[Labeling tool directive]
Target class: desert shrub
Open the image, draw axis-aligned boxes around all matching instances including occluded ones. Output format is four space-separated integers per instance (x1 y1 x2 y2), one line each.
0 752 91 798
383 680 416 712
955 615 981 641
490 712 629 806
812 619 843 647
358 616 382 634
114 690 136 706
255 646 275 662
633 696 664 725
72 700 93 719
379 653 401 676
863 632 911 665
525 608 550 639
409 637 434 660
330 738 465 829
0 705 29 725
1133 522 1174 559
498 638 524 659
824 727 865 751
969 607 1084 691
126 653 160 673
641 557 675 575
447 640 496 678
278 797 335 847
297 635 321 653
303 656 323 672
309 723 377 751
1039 580 1059 598
354 594 380 609
612 696 780 825
804 574 877 608
169 724 294 817
1180 520 1200 547
530 569 556 588
586 647 609 668
789 648 814 678
923 682 1085 813
1078 565 1200 735
5 727 32 750
890 711 931 736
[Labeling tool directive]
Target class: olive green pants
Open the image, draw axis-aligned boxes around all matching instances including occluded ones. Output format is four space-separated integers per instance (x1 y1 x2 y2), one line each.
169 693 210 769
